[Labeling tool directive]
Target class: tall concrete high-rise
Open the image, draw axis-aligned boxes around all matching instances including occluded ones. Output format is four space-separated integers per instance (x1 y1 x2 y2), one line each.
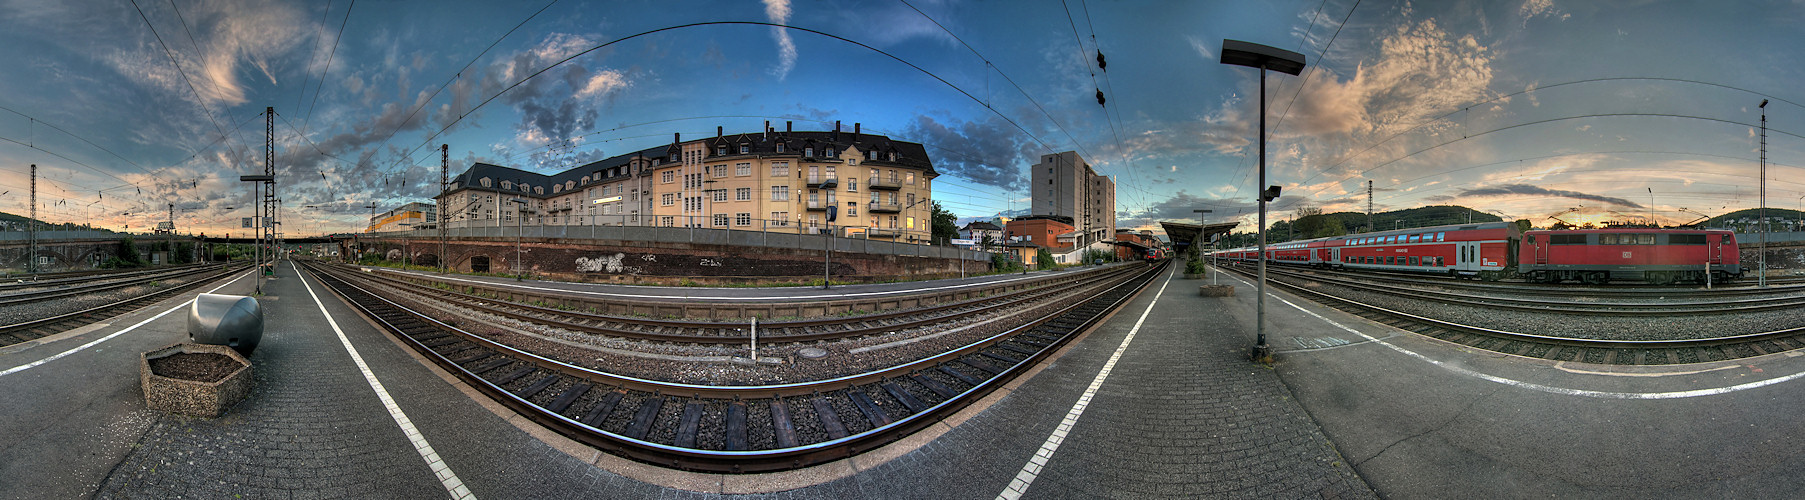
1029 151 1116 247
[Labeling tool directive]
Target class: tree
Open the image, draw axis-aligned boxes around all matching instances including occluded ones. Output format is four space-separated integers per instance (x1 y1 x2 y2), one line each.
929 201 959 245
979 233 997 252
1036 248 1057 270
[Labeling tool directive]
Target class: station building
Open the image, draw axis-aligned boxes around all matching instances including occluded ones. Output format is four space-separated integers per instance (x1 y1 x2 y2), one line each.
435 122 940 244
365 202 437 233
1030 151 1115 248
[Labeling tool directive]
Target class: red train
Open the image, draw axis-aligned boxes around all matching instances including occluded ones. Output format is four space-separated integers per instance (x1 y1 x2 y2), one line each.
1209 222 1742 285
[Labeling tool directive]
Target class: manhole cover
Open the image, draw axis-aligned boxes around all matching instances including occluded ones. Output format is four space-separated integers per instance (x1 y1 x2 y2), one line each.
797 347 829 359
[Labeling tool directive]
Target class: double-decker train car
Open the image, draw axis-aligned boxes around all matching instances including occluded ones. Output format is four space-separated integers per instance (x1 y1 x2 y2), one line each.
1208 224 1742 285
1518 228 1741 284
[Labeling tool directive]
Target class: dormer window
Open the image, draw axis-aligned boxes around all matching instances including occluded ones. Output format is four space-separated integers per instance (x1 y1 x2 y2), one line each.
553 185 562 194
717 146 726 156
534 186 544 195
480 178 492 188
776 143 786 153
869 150 877 160
888 152 896 161
566 180 575 191
581 175 590 184
740 144 749 154
501 180 513 190
805 147 814 157
825 148 836 158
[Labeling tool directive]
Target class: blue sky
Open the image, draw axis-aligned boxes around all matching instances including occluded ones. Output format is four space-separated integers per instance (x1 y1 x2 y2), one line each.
0 0 1801 236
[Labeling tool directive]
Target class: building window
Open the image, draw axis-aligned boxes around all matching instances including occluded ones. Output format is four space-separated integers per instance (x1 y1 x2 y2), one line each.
566 181 575 190
662 193 675 206
776 143 786 153
808 191 819 205
888 152 896 161
870 192 880 204
717 146 726 156
661 171 674 183
805 147 814 157
906 172 915 185
660 216 674 226
739 144 749 154
907 193 915 208
735 187 751 201
907 216 915 229
771 163 789 177
771 186 790 201
736 163 751 176
685 196 702 212
712 190 728 202
771 212 789 226
684 173 703 189
847 178 857 191
480 177 492 188
553 185 562 194
735 213 751 226
501 180 513 190
712 165 728 178
534 186 543 194
825 148 836 158
868 150 877 160
808 215 818 227
847 204 858 217
889 215 898 228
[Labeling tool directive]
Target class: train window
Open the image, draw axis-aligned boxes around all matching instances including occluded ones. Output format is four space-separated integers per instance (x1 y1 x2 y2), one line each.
1435 257 1445 266
1600 234 1618 245
1386 256 1395 265
1436 232 1445 241
1672 234 1706 245
1527 234 1536 245
1409 256 1420 265
1551 234 1587 245
1638 234 1655 245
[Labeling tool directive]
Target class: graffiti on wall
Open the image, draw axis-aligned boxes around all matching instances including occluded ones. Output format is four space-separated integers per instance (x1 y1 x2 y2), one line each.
576 253 644 274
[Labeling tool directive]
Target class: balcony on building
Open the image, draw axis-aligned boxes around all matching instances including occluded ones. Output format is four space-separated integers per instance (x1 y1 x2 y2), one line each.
806 175 838 188
868 202 901 213
868 177 901 190
806 200 829 211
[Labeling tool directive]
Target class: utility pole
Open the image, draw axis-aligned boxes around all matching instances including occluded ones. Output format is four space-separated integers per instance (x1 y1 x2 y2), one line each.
1759 99 1768 287
440 144 449 274
1367 180 1373 233
261 106 276 289
168 203 175 265
364 202 378 263
28 164 36 276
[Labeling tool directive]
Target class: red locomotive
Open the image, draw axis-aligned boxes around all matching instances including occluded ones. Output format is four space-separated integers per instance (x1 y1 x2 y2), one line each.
1518 229 1740 284
1209 223 1742 285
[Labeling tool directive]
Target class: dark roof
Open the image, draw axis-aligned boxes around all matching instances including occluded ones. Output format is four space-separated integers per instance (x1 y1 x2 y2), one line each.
962 221 1002 231
443 130 935 199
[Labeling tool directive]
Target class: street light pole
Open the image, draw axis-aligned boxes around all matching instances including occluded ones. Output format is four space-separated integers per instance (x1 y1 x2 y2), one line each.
509 198 528 280
1194 209 1213 283
1222 39 1305 362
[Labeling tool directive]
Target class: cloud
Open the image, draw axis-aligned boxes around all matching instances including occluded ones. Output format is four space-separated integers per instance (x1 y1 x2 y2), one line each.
1285 18 1495 138
901 114 1037 191
1428 183 1643 208
1185 35 1215 60
764 0 796 80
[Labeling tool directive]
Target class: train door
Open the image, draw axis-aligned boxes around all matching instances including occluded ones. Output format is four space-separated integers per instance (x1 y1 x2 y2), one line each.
1456 241 1480 273
1708 234 1724 264
1531 234 1548 264
1331 247 1341 268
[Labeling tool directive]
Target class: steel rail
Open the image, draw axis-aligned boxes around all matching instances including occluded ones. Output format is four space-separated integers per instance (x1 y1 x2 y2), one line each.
1264 267 1805 315
302 258 1166 472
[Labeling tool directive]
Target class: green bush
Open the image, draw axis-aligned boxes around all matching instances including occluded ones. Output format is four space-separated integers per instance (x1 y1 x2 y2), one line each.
1036 248 1057 270
1186 259 1209 275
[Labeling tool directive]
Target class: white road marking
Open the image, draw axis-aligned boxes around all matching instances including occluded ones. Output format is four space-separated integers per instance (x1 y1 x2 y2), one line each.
395 268 1055 301
1222 271 1805 399
296 261 474 499
998 269 1172 500
0 269 253 378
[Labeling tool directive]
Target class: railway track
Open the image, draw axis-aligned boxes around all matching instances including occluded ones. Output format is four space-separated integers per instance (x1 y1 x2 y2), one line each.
315 261 1141 344
1221 264 1805 365
301 259 1166 472
0 263 250 347
1253 262 1805 291
0 265 231 308
1260 267 1805 315
0 264 215 294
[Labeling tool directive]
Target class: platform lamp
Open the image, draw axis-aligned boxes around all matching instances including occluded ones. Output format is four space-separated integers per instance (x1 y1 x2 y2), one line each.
508 197 529 281
1221 39 1305 361
1194 209 1213 284
239 174 274 294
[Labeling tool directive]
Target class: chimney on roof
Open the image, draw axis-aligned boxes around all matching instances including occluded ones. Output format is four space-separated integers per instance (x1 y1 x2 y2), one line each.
763 120 769 141
673 132 680 144
834 120 841 142
717 126 722 138
786 121 792 133
854 123 861 143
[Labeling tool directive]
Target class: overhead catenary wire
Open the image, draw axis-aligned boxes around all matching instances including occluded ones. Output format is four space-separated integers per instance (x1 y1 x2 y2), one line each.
301 0 356 134
127 0 250 173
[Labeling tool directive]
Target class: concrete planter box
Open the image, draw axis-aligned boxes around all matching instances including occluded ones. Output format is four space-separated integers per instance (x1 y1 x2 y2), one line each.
1199 285 1235 297
141 343 253 418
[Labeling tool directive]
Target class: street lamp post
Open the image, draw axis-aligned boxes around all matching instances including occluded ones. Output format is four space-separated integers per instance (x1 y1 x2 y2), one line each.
1222 39 1305 362
509 198 529 280
1194 209 1213 284
1759 99 1768 287
399 223 414 268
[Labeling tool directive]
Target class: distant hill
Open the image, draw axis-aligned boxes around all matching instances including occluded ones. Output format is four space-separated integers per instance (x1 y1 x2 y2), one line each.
0 211 111 232
1702 208 1804 229
1212 205 1506 247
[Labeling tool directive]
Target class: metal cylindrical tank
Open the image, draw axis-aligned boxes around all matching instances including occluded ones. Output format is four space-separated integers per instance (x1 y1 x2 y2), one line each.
188 293 263 355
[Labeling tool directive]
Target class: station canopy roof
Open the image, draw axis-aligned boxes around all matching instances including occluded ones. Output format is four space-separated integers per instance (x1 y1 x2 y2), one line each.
1160 221 1240 249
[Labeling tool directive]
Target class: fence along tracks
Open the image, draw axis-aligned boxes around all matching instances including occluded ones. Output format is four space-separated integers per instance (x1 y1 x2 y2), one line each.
302 259 1166 472
320 261 1140 344
0 263 247 347
1224 264 1805 365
